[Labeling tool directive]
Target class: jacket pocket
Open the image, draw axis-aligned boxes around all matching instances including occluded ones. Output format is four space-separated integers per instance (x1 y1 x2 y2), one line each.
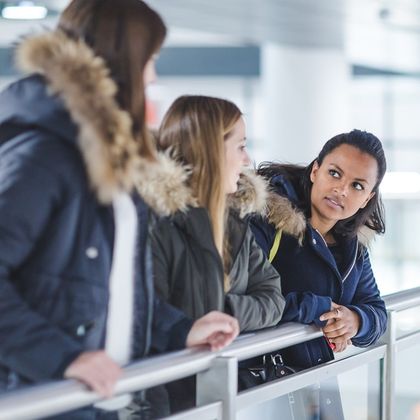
18 271 109 337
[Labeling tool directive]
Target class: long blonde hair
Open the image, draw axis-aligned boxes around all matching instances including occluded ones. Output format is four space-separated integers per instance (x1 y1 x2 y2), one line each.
158 95 242 289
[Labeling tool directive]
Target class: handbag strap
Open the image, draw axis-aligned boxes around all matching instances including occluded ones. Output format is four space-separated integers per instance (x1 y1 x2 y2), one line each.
268 229 283 263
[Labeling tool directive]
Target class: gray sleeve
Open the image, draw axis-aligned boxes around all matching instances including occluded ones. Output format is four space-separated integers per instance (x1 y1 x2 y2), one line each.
225 227 285 331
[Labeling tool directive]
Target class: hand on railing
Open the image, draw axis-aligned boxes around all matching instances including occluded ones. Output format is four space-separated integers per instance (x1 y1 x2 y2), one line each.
320 302 360 352
64 350 121 398
186 311 240 351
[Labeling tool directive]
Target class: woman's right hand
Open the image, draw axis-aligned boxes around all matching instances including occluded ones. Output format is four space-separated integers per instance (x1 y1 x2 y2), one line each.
64 351 121 398
320 302 360 352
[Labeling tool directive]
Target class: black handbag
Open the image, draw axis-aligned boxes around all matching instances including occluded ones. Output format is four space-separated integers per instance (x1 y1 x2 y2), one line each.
238 353 298 391
238 354 345 420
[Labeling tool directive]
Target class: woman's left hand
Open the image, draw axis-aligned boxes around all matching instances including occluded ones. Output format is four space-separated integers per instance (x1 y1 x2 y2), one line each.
186 311 240 351
320 302 361 352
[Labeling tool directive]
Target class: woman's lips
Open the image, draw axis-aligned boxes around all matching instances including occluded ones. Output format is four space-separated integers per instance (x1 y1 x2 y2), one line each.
325 196 344 209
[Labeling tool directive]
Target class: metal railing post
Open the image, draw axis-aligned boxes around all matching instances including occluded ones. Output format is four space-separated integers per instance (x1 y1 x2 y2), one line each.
382 309 397 420
196 356 237 420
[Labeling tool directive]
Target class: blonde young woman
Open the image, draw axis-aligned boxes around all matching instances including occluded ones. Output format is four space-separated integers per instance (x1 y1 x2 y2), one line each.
149 95 285 414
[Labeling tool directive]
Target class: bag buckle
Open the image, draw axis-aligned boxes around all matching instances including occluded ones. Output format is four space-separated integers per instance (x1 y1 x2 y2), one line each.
270 353 284 366
248 367 267 382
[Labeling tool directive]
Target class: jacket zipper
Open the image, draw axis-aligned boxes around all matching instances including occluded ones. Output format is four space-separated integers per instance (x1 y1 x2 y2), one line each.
314 228 357 283
342 242 358 283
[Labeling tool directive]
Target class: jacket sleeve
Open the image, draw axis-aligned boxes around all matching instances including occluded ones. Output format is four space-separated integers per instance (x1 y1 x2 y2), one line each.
345 249 387 347
280 292 332 327
225 227 285 331
0 144 83 381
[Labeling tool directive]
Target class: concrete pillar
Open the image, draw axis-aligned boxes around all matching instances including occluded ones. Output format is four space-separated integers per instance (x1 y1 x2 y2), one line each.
256 44 351 165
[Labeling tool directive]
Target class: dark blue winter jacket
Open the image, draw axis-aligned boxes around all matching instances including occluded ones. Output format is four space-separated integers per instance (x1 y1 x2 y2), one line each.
0 32 192 392
251 174 387 368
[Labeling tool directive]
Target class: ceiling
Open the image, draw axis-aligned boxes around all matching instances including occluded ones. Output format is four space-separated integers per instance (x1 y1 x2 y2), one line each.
1 0 420 71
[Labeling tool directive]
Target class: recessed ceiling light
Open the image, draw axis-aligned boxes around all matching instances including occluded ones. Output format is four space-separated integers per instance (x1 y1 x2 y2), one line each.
1 1 48 20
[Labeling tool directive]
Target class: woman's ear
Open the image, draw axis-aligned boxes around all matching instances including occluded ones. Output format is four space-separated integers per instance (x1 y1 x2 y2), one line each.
360 191 376 209
310 161 319 183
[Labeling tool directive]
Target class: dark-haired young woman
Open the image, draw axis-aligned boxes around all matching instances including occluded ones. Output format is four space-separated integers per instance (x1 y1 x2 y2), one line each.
251 130 388 417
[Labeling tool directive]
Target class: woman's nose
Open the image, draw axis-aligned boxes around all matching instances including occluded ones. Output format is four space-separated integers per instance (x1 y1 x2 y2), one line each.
334 183 348 197
243 150 251 167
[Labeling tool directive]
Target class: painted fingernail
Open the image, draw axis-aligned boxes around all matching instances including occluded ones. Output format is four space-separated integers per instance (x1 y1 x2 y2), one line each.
327 339 336 350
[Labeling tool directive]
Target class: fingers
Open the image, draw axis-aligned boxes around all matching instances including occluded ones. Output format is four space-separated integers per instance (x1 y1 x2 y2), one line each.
326 335 353 353
205 311 240 335
186 311 239 349
320 301 341 322
321 305 360 343
319 309 339 322
323 321 348 337
207 331 236 351
322 319 352 342
332 341 347 353
64 351 121 398
330 336 352 353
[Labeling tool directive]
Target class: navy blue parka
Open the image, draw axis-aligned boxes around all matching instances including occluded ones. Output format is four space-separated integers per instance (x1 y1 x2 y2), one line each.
251 174 387 368
0 31 192 392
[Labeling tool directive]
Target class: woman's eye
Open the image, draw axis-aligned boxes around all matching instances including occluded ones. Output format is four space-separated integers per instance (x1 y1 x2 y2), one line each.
329 169 340 178
353 182 364 191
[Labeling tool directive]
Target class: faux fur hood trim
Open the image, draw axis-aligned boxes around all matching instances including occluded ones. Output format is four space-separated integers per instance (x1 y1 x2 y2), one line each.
133 150 194 216
357 225 377 248
266 192 377 246
227 170 269 218
15 31 192 214
266 192 307 244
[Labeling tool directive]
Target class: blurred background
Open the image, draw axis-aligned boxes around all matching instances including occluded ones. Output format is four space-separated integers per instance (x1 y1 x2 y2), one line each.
2 2 420 418
1 0 419 297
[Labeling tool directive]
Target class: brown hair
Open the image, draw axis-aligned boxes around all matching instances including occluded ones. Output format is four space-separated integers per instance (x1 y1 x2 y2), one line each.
158 95 242 290
58 0 166 160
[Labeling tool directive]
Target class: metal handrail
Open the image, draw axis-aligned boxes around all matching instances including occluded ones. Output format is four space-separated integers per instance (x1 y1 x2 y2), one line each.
383 286 420 312
0 323 321 419
0 349 215 420
0 287 420 420
222 322 322 361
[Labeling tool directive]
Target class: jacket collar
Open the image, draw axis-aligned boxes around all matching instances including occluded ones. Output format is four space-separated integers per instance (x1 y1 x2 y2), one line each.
161 168 271 221
265 177 376 247
15 30 192 215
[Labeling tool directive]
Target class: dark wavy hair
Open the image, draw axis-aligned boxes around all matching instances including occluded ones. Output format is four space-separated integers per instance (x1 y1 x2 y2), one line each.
258 129 386 238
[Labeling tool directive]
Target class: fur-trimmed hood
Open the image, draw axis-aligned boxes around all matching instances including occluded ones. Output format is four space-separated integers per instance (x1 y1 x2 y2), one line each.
265 187 376 247
13 30 191 215
227 169 269 218
265 192 307 244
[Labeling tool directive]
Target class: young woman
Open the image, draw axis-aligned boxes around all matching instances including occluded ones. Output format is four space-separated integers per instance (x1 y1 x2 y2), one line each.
0 1 238 418
148 95 285 414
251 129 387 416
